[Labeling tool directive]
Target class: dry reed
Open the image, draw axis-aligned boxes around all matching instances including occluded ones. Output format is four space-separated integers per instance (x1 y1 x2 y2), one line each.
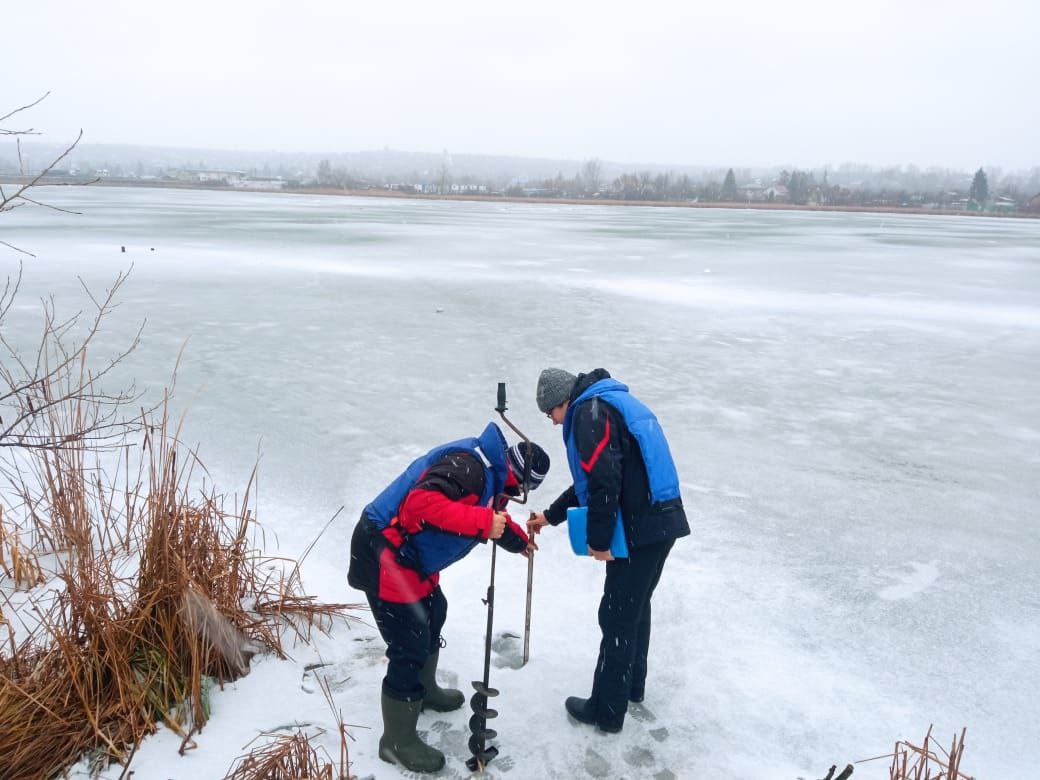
223 731 338 780
0 394 362 779
0 507 44 592
221 667 357 780
857 725 974 780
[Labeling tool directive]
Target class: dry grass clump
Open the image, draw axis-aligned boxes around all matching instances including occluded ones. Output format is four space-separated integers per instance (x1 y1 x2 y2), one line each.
0 402 362 779
856 725 973 780
224 674 357 780
224 731 342 780
885 726 972 780
0 270 363 778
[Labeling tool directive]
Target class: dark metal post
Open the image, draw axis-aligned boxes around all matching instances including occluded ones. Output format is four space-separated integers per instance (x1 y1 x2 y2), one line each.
523 515 535 666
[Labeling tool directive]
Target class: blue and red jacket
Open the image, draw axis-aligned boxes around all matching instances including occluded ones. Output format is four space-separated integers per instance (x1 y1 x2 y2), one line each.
348 423 530 602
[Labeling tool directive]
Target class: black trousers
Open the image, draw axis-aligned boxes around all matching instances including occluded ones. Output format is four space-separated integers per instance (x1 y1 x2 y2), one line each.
366 586 448 702
589 538 674 729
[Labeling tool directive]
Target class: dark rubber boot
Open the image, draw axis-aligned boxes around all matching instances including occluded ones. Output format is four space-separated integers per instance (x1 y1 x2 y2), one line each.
419 650 465 712
378 693 446 773
566 695 623 733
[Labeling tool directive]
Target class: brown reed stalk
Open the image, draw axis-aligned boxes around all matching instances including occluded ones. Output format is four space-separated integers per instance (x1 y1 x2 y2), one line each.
0 507 45 589
857 724 974 780
318 674 359 780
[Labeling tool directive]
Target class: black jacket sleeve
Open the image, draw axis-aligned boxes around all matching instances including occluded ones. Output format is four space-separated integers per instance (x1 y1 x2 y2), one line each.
572 398 623 551
495 523 528 553
544 485 578 525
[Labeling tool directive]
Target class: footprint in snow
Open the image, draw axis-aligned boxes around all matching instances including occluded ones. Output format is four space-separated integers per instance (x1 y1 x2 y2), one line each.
352 635 387 666
583 747 612 778
624 745 655 768
877 560 940 601
628 702 656 723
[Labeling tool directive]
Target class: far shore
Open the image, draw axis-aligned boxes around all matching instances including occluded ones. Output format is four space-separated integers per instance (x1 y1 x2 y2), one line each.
8 175 1039 220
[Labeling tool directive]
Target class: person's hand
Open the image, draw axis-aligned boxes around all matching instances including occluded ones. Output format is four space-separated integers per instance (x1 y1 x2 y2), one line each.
589 546 614 562
520 539 539 558
489 511 509 540
527 512 549 536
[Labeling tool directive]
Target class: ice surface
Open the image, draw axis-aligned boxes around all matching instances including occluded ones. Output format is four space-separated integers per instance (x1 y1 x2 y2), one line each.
2 187 1038 778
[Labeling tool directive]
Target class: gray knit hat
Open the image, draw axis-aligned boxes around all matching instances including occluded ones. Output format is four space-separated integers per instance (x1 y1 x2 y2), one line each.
536 368 577 414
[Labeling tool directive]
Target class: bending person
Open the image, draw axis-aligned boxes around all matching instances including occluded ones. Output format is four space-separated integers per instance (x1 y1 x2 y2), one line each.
348 422 548 773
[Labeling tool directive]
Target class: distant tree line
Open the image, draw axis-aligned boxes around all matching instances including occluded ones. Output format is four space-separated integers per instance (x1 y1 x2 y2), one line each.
9 143 1037 214
433 162 1036 213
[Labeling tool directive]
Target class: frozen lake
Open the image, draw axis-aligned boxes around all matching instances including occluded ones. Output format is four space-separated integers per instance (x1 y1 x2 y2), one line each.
3 186 1039 778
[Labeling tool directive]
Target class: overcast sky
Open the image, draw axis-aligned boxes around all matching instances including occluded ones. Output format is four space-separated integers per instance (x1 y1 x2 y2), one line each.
8 0 1038 170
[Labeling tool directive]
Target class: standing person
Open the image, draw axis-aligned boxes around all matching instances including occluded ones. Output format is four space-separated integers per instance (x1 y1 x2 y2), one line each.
528 368 689 733
348 422 549 773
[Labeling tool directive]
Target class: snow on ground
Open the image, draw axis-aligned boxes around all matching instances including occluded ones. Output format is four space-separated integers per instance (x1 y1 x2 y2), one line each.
3 187 1038 778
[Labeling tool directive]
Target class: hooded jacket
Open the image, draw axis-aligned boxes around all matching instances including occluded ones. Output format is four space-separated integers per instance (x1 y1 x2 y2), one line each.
348 423 529 602
545 369 690 551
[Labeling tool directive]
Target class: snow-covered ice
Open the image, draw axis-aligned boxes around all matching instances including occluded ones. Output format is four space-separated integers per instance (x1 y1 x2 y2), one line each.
2 187 1038 778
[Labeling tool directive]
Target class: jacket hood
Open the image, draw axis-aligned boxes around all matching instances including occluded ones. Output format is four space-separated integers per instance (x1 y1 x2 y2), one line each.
570 368 612 400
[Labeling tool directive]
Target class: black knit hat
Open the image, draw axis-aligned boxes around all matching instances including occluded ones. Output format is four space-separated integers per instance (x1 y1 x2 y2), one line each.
506 442 550 490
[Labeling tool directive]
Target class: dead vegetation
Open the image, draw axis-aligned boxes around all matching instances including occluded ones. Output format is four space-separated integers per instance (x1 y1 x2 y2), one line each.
856 725 973 780
224 677 358 780
0 268 362 778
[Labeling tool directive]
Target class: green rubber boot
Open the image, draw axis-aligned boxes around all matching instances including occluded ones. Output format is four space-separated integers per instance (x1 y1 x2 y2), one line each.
419 650 465 712
378 693 445 773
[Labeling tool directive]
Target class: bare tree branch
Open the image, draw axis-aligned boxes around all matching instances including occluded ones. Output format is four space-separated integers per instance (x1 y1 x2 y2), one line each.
1 129 85 215
15 194 84 216
2 96 94 254
0 269 146 452
0 240 35 258
0 264 21 321
0 91 51 125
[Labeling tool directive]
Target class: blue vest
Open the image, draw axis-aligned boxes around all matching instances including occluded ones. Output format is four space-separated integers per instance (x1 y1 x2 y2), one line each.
563 378 681 508
364 422 508 578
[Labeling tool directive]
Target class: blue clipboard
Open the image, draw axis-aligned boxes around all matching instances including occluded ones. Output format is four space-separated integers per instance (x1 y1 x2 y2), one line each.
566 507 629 558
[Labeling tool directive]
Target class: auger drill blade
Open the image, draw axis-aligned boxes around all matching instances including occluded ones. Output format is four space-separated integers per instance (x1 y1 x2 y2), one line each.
469 689 499 716
465 744 500 773
469 714 498 739
472 681 499 697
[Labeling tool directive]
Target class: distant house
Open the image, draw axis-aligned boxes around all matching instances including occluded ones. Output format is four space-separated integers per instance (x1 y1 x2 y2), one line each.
764 184 789 201
1027 193 1040 214
992 196 1017 212
449 183 488 194
738 182 766 201
171 168 246 184
238 176 286 191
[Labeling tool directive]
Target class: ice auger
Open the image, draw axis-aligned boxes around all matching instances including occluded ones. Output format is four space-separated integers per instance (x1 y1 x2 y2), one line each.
465 382 536 773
